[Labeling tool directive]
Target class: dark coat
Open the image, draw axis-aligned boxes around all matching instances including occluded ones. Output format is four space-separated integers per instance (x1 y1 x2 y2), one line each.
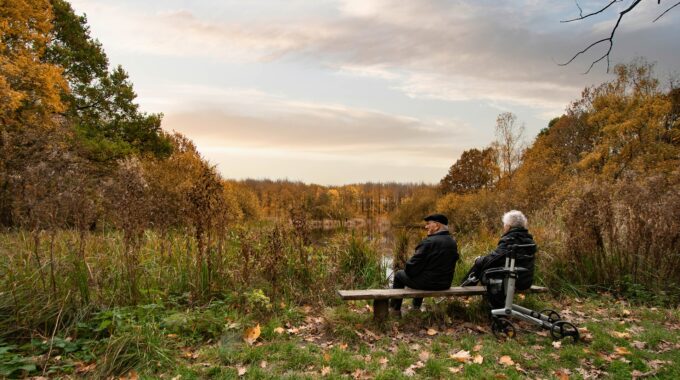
404 231 459 290
476 227 537 290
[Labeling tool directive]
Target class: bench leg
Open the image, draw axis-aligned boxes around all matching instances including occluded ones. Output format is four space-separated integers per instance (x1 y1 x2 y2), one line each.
373 299 389 322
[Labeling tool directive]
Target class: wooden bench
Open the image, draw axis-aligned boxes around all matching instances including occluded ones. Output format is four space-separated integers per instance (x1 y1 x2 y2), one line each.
338 285 549 321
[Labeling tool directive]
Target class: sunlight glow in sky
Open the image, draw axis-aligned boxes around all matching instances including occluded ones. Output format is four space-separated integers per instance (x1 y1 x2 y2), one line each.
69 0 680 185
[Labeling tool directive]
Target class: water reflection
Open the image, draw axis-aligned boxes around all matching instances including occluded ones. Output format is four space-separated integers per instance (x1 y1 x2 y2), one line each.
308 220 424 286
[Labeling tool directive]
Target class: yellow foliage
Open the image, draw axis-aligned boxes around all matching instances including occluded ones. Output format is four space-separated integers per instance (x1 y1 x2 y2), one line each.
0 0 67 126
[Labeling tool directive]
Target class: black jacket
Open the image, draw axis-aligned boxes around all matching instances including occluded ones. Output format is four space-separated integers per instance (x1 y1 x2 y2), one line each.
404 231 459 289
477 227 536 290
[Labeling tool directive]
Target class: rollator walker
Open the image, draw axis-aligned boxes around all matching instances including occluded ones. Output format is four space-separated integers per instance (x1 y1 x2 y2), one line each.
482 243 580 342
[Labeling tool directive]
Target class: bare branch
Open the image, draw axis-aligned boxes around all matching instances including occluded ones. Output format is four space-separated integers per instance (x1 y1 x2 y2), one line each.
561 0 621 23
654 1 680 22
560 0 642 73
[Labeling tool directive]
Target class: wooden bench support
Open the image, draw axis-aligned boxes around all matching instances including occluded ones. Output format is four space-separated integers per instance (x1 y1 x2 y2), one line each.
373 299 389 322
338 285 548 321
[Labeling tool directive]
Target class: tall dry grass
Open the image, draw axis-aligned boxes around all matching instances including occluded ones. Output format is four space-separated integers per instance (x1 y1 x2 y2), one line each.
0 224 386 341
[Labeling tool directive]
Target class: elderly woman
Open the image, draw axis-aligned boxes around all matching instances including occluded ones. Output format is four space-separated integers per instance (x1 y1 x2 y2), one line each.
461 210 536 290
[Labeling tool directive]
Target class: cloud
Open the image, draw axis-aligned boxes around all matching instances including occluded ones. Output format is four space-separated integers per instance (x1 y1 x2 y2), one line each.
155 83 475 176
74 0 679 113
70 0 680 184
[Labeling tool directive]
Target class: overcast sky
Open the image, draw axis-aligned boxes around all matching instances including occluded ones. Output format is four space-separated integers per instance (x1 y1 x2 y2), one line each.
69 0 680 185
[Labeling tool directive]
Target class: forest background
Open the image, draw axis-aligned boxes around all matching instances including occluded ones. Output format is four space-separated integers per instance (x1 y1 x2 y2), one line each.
1 0 680 378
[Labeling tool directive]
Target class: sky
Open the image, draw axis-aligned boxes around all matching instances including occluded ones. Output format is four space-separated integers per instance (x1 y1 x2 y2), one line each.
68 0 680 185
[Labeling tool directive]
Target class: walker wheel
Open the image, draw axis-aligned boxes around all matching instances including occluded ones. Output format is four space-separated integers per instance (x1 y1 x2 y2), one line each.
550 321 580 343
539 309 561 323
491 317 516 340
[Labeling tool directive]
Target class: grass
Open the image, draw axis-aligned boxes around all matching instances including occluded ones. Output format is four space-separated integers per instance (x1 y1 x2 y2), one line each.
0 292 678 378
2 226 680 378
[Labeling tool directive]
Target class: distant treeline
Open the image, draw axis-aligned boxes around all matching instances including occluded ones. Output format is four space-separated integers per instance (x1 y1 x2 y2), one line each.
241 179 431 221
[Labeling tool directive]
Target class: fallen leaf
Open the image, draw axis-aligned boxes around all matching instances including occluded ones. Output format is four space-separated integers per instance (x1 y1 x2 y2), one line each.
273 327 285 334
494 374 508 379
379 357 389 368
418 351 430 361
552 341 562 349
612 331 631 339
351 369 365 379
75 362 96 374
259 361 267 368
472 344 482 352
498 355 514 366
171 376 181 380
614 346 631 355
182 349 199 360
119 370 139 380
648 359 669 370
166 333 178 338
555 369 570 380
632 340 646 349
321 366 331 376
339 343 348 350
237 366 247 376
427 328 438 336
448 366 462 373
409 343 421 351
243 324 261 345
473 354 483 364
364 329 379 340
403 360 425 376
323 352 331 361
450 350 471 363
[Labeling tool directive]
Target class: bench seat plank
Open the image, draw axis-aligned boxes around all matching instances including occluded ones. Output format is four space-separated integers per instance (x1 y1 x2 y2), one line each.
338 285 548 300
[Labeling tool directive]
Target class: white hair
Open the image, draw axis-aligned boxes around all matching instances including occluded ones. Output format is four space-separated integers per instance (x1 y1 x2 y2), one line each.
502 210 528 229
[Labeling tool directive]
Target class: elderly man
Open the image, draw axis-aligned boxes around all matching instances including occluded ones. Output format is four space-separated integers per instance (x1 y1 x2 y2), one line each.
390 213 459 316
460 210 536 290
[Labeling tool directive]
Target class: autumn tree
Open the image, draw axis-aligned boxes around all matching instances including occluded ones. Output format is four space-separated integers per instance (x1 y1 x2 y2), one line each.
492 112 525 182
44 0 171 162
509 112 599 210
440 147 498 194
0 0 69 225
578 60 678 177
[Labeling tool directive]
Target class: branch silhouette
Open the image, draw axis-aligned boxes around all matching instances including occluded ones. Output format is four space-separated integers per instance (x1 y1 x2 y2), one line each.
654 1 680 22
560 0 641 74
561 0 680 73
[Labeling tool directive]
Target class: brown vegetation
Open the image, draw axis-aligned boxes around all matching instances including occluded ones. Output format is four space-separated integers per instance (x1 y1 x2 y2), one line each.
436 60 680 300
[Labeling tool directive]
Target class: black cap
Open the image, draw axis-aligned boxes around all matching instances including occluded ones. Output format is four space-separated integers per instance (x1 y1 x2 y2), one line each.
424 213 448 226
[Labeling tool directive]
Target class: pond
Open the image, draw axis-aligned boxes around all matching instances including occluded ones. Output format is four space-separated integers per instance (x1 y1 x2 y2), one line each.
307 218 426 285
